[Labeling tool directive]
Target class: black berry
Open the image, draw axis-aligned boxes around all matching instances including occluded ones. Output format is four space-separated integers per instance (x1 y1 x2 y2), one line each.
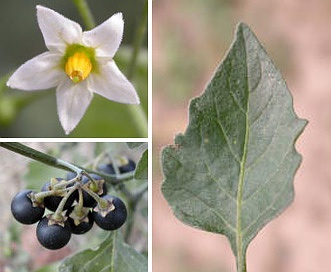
66 171 77 180
97 159 135 174
11 190 45 225
67 208 94 235
93 195 127 230
119 159 136 173
79 174 107 207
97 163 115 175
36 216 71 250
41 178 77 211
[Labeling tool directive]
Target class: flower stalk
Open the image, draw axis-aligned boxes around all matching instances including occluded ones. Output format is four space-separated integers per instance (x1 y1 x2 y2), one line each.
54 183 79 218
72 0 96 30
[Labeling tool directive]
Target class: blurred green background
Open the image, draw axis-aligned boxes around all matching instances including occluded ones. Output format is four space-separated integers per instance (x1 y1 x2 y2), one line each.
0 0 147 137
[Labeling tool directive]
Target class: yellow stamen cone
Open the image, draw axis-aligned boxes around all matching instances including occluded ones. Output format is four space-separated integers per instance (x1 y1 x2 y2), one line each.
65 52 92 83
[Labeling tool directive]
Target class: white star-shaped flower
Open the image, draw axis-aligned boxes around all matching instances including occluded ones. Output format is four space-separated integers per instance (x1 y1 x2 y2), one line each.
7 5 140 134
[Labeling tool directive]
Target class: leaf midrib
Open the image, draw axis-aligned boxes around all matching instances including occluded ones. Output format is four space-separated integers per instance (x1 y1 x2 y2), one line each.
235 28 250 272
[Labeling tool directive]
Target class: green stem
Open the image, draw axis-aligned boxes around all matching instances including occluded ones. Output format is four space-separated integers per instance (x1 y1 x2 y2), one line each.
132 183 148 203
127 105 148 138
81 171 98 188
81 186 108 208
0 143 133 184
0 142 68 171
54 184 79 217
127 0 148 80
124 183 147 242
57 158 82 174
77 188 84 210
53 177 79 189
124 199 136 242
72 0 95 30
126 0 148 137
34 188 68 201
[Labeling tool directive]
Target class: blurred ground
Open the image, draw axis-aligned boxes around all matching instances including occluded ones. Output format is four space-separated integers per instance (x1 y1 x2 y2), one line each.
153 0 331 271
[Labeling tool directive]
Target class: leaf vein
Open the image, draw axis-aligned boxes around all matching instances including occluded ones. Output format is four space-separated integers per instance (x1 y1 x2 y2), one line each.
242 155 293 236
250 87 275 127
229 90 246 114
215 119 241 163
83 242 111 270
179 186 236 233
204 162 237 201
246 102 286 172
243 134 294 204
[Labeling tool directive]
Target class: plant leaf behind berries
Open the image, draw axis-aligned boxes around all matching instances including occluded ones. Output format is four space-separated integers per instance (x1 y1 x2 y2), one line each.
161 22 307 271
59 231 147 272
134 149 148 182
126 142 146 149
24 161 64 191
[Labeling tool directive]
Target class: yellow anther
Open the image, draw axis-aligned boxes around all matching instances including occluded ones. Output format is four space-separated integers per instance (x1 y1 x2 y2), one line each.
65 52 92 83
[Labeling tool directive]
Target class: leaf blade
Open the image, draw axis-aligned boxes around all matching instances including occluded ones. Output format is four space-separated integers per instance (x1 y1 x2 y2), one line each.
134 149 148 181
59 232 147 272
161 22 306 271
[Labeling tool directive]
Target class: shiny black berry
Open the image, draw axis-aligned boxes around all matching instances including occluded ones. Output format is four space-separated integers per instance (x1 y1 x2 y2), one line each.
66 208 94 235
97 163 115 175
79 174 107 207
41 178 77 211
93 195 127 230
11 190 45 225
66 171 77 181
119 159 136 173
36 216 71 250
97 159 136 175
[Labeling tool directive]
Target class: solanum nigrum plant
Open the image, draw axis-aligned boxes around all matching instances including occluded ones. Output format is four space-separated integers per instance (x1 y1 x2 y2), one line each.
93 195 128 230
10 172 129 250
119 159 136 173
2 142 148 271
79 174 108 207
66 206 94 235
11 189 45 225
36 216 72 250
41 178 77 211
97 157 136 175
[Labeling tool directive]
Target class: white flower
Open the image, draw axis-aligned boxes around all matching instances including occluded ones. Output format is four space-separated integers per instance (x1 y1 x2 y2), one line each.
7 5 140 134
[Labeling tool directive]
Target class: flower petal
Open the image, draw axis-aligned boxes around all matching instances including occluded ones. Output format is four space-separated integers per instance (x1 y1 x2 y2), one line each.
88 61 140 104
37 5 83 52
56 78 93 134
83 13 123 58
7 52 63 91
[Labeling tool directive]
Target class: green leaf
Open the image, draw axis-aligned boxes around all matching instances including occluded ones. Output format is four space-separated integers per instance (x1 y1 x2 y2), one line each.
161 22 306 271
33 262 59 272
134 149 148 181
59 231 147 272
24 161 65 191
127 142 146 149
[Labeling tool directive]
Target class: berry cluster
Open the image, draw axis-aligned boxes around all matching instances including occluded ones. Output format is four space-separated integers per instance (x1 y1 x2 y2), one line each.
10 159 136 250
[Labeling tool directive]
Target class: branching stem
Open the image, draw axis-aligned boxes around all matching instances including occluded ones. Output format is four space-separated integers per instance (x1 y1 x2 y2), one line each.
54 183 79 218
0 142 133 185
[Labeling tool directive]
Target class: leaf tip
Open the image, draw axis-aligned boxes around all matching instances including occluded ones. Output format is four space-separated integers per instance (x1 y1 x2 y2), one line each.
235 21 251 34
